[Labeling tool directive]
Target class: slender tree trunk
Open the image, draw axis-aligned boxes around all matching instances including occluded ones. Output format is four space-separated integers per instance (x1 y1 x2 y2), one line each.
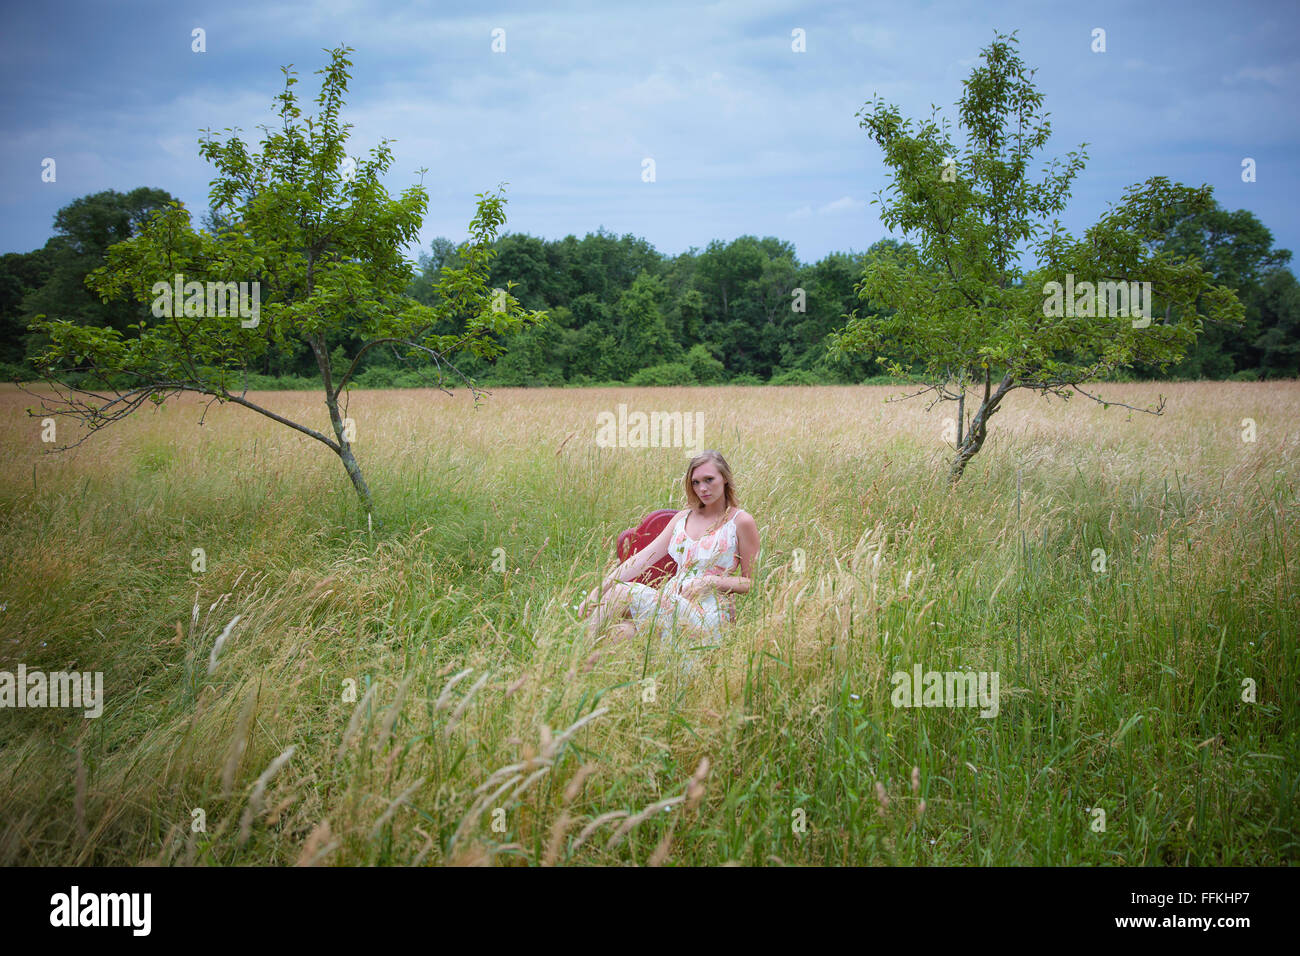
949 399 994 482
311 335 376 516
956 387 965 448
949 370 1015 484
328 401 375 513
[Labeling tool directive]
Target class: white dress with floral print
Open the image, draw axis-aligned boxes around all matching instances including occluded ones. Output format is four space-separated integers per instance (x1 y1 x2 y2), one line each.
625 508 741 645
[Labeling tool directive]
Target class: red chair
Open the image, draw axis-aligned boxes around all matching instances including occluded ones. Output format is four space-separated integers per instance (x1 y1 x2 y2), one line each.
616 509 680 586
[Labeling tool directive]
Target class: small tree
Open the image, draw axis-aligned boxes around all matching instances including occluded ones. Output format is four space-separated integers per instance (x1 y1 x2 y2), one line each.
27 46 544 517
829 31 1244 482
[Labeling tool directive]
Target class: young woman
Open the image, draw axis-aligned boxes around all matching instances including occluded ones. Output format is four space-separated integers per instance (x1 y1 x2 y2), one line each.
578 450 760 646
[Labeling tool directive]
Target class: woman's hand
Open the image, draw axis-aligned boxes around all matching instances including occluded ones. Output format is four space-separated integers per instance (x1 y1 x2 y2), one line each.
678 577 713 600
575 583 605 618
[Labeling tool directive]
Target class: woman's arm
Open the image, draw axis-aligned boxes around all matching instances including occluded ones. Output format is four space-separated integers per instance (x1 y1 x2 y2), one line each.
598 511 685 589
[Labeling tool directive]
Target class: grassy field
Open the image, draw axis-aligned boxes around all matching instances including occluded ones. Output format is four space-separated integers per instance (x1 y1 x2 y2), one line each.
0 380 1295 866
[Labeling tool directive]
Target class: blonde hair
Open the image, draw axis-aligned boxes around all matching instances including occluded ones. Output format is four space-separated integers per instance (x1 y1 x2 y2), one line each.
683 449 738 511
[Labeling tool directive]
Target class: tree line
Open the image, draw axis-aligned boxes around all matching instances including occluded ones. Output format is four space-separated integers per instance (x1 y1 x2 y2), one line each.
3 186 1296 390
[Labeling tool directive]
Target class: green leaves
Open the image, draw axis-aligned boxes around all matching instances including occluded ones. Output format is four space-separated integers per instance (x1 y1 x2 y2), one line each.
835 32 1242 393
38 46 546 405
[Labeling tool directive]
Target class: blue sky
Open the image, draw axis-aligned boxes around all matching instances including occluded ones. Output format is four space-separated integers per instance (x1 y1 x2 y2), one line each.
2 0 1297 268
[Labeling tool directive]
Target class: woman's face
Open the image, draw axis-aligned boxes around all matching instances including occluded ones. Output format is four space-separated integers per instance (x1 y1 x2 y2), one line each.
691 462 726 508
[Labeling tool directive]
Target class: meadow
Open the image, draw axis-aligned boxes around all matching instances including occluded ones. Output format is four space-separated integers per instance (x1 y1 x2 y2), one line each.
0 380 1295 865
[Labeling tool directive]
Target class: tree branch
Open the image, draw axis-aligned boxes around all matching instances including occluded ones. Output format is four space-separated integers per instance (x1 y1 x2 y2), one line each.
223 392 342 450
22 375 342 454
1067 383 1166 415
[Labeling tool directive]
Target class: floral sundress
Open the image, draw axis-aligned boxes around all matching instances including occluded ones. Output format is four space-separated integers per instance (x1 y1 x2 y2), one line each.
624 508 741 645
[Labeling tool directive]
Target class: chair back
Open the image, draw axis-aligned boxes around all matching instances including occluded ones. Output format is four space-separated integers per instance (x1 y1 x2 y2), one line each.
616 508 680 586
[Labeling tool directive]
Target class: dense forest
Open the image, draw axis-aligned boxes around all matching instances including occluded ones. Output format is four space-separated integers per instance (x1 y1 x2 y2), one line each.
4 187 1298 388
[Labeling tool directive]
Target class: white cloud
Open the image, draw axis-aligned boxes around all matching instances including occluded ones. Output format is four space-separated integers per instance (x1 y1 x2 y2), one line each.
1223 64 1292 87
819 196 865 214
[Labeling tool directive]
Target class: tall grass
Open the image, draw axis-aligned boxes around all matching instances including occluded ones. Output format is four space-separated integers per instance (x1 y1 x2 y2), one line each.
0 381 1294 865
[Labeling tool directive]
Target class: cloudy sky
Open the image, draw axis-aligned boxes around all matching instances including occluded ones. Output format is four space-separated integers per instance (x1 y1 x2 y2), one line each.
2 0 1297 268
